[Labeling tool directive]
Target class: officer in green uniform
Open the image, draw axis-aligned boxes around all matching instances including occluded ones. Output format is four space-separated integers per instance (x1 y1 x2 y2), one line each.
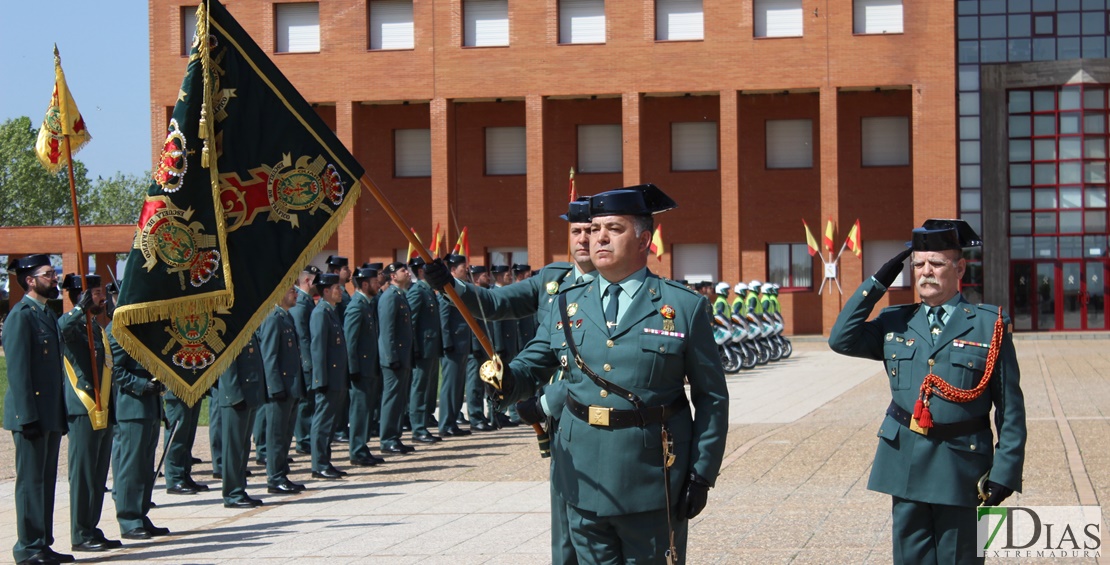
488 265 521 427
326 256 352 444
4 255 72 565
378 262 417 453
344 266 386 466
109 322 170 541
828 219 1026 565
219 332 267 508
259 285 307 494
464 266 497 431
407 257 443 443
309 272 350 478
292 265 320 455
493 185 730 564
59 274 122 553
436 254 473 437
365 261 385 436
162 386 206 494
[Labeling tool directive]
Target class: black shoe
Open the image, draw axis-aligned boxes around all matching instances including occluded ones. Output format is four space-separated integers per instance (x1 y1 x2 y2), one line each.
381 443 415 454
326 465 348 476
287 457 294 463
190 456 203 464
15 551 54 565
267 480 304 494
443 427 472 437
333 433 350 444
288 480 307 492
428 416 439 427
72 540 109 552
311 468 343 479
167 483 198 495
412 432 439 443
121 528 152 540
349 456 379 467
224 498 263 509
183 478 209 492
45 548 75 563
470 422 495 432
149 501 157 508
95 538 123 549
146 525 171 537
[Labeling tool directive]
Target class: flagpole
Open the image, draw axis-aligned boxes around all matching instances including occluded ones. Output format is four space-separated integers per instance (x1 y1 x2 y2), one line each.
359 174 495 359
63 135 105 423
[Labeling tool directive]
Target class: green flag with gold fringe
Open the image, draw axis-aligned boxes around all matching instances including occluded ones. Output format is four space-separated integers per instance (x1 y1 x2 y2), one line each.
112 0 364 406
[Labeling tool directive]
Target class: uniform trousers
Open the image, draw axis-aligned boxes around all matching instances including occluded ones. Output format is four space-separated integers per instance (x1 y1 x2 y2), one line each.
348 372 379 460
252 408 267 462
564 502 688 565
892 496 982 565
409 356 437 436
163 397 200 486
67 415 112 545
265 397 297 485
310 385 344 471
221 403 258 503
294 395 315 453
465 355 487 426
114 418 159 533
379 365 411 447
437 352 467 433
208 397 222 476
12 430 62 562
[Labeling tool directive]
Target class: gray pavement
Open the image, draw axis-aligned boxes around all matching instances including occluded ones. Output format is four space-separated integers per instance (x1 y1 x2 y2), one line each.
1 338 1106 563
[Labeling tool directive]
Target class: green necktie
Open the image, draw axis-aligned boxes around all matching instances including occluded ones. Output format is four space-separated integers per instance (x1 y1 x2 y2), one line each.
930 306 945 342
605 284 621 334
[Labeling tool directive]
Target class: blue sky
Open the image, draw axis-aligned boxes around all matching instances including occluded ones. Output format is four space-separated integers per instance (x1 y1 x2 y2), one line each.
0 1 152 181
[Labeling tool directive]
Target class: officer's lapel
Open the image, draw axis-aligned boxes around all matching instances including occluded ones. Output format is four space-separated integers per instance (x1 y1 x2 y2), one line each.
577 278 608 335
906 304 933 342
610 275 661 340
932 298 976 353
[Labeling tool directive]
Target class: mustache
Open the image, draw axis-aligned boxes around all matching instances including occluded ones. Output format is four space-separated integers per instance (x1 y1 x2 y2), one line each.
918 276 939 285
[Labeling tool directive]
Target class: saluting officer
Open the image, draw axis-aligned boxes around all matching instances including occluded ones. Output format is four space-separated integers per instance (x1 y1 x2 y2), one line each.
436 254 473 438
407 257 443 443
378 262 417 453
309 272 350 478
344 266 386 466
291 265 320 456
219 332 267 508
259 285 307 494
495 185 730 563
829 219 1026 564
4 255 71 565
59 274 122 553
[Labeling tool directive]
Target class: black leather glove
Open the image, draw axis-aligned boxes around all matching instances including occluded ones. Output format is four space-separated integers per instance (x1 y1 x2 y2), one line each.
76 289 95 311
271 390 288 402
678 472 711 519
316 385 329 395
349 371 360 383
142 380 164 396
874 248 912 288
515 396 544 425
424 258 451 292
443 345 455 354
21 421 42 441
388 361 400 371
982 480 1014 507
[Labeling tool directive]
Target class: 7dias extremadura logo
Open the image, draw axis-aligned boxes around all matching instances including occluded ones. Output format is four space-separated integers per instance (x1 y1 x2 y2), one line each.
978 506 1102 558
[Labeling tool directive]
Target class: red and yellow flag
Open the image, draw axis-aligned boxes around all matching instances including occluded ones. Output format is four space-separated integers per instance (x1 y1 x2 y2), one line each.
569 167 577 202
452 226 469 259
649 224 664 261
430 223 443 257
802 220 819 257
823 218 835 252
35 45 92 174
406 228 422 261
846 219 862 257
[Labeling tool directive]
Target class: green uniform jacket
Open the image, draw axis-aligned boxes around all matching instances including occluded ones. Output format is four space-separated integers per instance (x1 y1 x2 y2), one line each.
258 306 304 400
378 285 414 369
290 289 314 377
310 300 348 390
108 322 162 422
219 334 267 409
828 277 1026 507
406 279 442 360
2 296 67 432
440 293 471 353
338 287 351 323
344 291 380 376
507 273 730 516
58 307 114 420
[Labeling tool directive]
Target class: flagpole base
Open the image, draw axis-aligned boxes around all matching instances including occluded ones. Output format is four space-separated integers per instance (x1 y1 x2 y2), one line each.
91 409 109 431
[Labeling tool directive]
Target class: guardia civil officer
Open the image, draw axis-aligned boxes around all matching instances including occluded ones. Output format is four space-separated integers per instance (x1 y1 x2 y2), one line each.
58 274 122 552
436 254 473 437
219 333 267 508
291 265 320 455
344 266 386 466
407 257 443 443
162 386 206 495
259 285 307 494
494 185 730 564
325 255 352 444
4 255 72 565
464 266 496 432
378 262 417 453
828 219 1026 564
309 272 349 478
487 265 521 427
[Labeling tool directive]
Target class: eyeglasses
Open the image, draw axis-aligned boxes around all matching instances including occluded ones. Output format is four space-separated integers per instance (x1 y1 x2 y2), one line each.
32 270 58 280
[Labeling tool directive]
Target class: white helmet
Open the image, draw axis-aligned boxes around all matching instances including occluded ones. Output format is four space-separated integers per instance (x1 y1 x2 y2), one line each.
734 282 748 294
749 280 762 289
715 282 730 296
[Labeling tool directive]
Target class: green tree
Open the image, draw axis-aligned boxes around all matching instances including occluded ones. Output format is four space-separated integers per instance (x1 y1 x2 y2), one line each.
85 172 148 225
0 116 92 226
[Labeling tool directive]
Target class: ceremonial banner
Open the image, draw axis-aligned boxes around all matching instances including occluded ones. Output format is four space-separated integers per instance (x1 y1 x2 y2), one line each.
35 46 91 173
802 220 819 257
112 0 364 405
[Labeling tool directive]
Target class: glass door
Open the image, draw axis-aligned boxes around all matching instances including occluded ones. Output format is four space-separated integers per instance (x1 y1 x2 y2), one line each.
1011 262 1034 331
1086 261 1107 329
1036 262 1056 331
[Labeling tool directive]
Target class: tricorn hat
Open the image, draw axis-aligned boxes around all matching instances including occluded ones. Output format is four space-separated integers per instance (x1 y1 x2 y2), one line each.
909 219 982 251
384 261 408 275
512 263 531 274
560 197 592 223
588 184 676 218
354 267 378 280
62 273 101 291
490 265 510 274
468 265 488 275
325 255 348 267
7 254 51 273
314 272 340 288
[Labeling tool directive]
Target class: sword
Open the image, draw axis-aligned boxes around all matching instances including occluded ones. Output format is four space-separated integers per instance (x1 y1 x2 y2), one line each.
154 419 182 481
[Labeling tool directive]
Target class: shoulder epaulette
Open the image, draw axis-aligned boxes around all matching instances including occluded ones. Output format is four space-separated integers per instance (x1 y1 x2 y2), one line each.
661 278 699 297
975 303 1004 315
879 303 919 315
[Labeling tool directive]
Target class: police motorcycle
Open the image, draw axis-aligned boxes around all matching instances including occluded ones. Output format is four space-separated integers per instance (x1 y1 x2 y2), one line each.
727 313 758 370
767 285 793 358
746 281 780 364
713 314 742 373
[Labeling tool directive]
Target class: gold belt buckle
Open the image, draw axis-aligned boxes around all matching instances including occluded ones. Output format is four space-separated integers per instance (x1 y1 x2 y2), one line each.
909 417 929 436
588 405 611 427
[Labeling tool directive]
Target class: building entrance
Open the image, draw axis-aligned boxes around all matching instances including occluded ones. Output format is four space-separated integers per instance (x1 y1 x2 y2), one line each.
1012 260 1107 331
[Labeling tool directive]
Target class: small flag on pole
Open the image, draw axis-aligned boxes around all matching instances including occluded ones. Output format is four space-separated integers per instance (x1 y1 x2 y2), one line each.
846 219 862 258
430 223 442 257
35 46 91 174
823 218 835 252
406 228 423 261
452 227 469 260
803 220 819 257
649 224 664 261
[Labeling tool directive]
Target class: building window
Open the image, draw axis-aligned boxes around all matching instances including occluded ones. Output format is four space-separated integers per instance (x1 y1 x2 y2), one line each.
369 0 414 50
671 122 718 171
767 243 812 289
766 119 814 169
182 6 198 56
863 240 910 287
486 127 527 175
862 116 910 167
489 248 527 267
656 0 704 41
577 124 622 173
395 128 431 177
853 0 903 35
276 3 321 53
673 243 718 284
559 0 605 44
754 0 803 38
464 0 509 47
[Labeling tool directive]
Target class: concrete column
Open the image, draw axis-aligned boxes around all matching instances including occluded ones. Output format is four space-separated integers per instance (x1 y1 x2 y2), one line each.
979 67 1009 308
431 97 456 258
622 92 642 186
818 86 841 335
719 90 741 284
525 94 547 266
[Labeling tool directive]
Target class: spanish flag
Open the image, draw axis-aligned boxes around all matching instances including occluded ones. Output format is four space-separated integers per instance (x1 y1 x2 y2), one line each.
802 220 819 257
823 218 835 252
452 226 469 259
35 46 91 174
406 228 422 261
649 224 664 261
430 223 442 257
846 219 862 257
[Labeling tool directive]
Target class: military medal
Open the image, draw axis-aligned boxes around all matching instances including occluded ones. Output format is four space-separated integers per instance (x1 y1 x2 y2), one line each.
660 304 676 332
906 339 915 346
575 319 582 328
566 302 578 317
546 281 559 295
556 321 563 330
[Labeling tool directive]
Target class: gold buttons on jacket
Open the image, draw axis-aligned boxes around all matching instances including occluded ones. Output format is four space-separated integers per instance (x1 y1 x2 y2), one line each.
606 340 614 348
970 444 977 451
603 364 612 372
600 390 608 398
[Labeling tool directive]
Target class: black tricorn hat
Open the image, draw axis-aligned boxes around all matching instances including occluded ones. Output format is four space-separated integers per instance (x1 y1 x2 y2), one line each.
444 253 467 266
468 265 488 275
560 197 592 223
62 273 101 291
354 267 378 280
314 272 340 287
588 183 676 218
8 254 51 273
326 255 348 267
365 262 384 271
384 261 408 275
303 265 322 276
409 256 426 269
909 219 982 251
512 263 531 273
489 265 510 274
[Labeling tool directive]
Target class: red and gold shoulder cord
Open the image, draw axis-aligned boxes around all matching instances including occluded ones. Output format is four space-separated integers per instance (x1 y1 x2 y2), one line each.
913 308 1004 429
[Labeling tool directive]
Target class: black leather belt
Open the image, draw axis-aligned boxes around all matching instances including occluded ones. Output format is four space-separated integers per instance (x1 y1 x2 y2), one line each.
886 401 990 440
566 394 688 429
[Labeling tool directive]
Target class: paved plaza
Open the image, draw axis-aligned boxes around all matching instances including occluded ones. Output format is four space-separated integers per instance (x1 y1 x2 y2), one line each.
0 337 1106 563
